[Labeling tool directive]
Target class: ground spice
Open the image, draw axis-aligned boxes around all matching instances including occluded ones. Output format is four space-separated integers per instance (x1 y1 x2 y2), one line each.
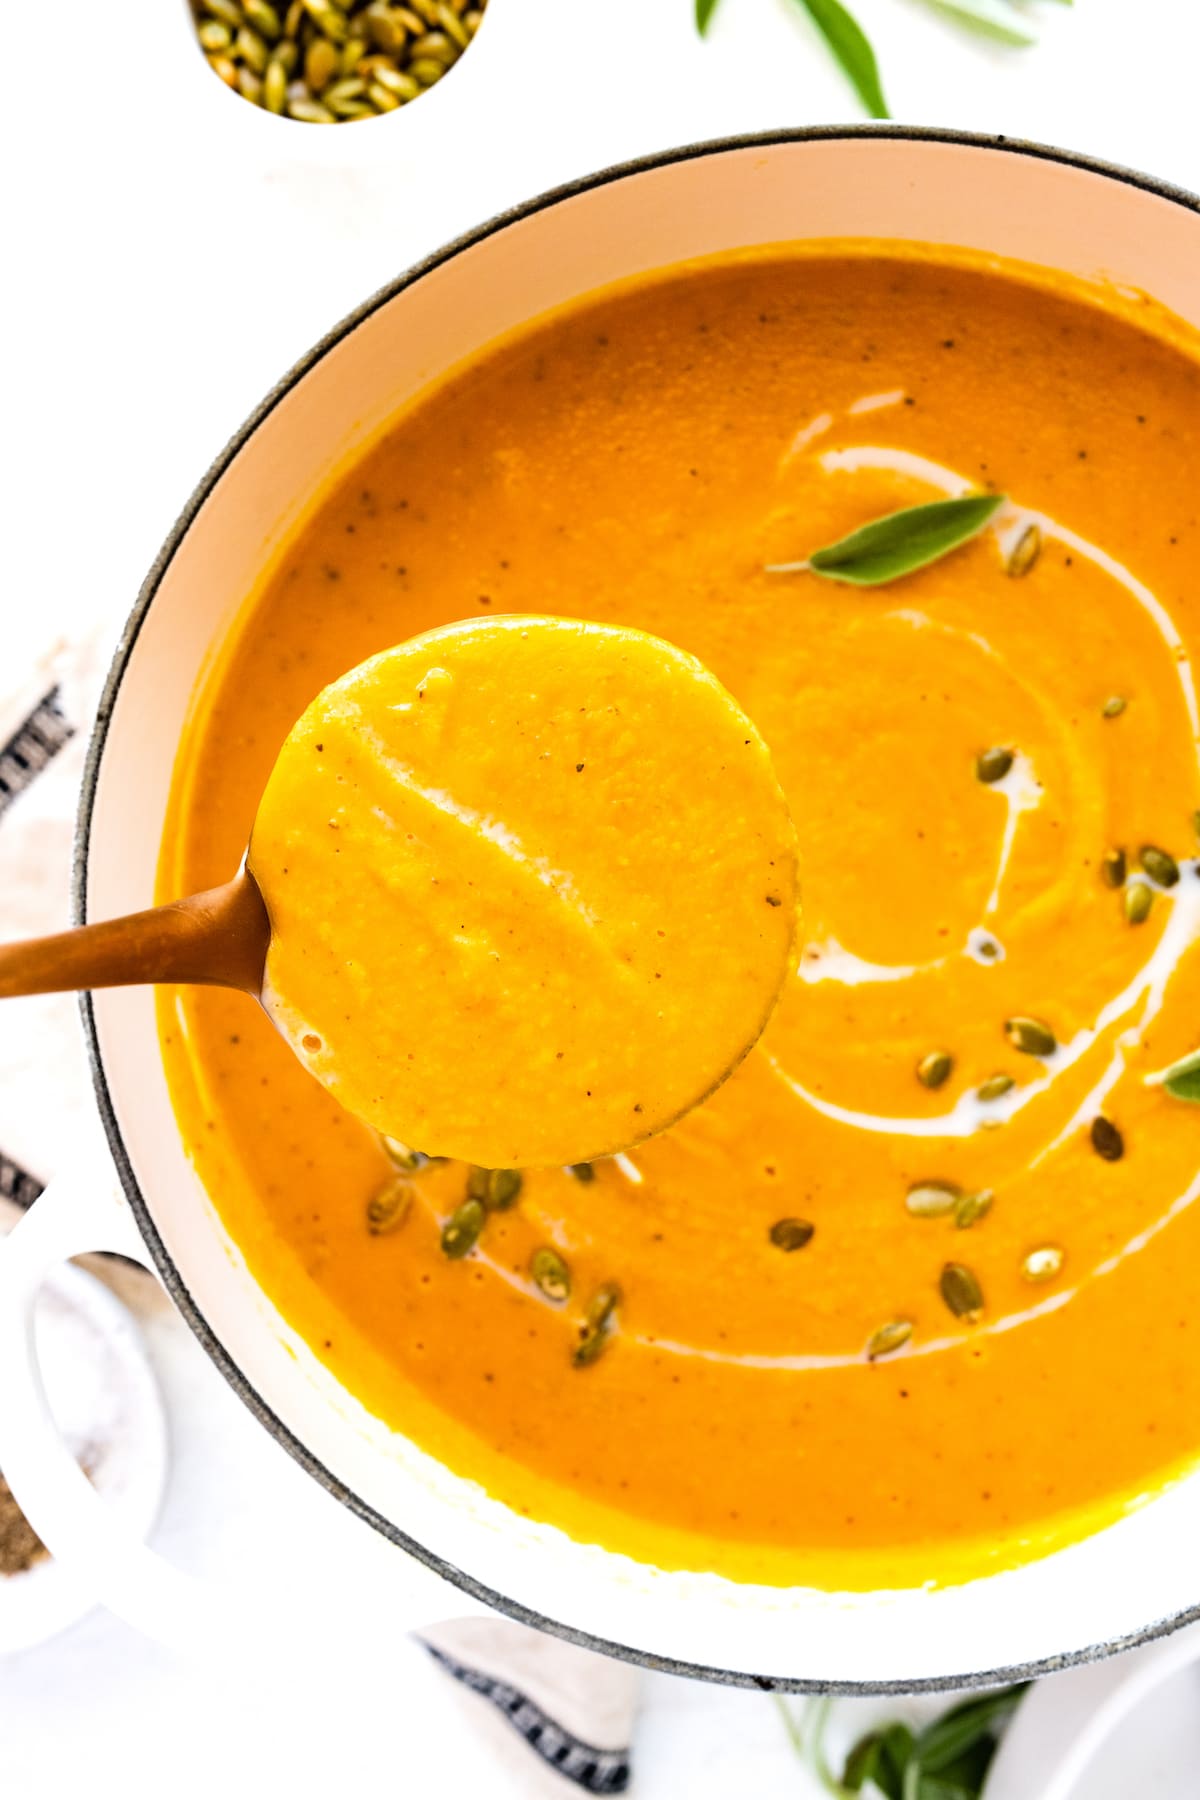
0 1474 47 1577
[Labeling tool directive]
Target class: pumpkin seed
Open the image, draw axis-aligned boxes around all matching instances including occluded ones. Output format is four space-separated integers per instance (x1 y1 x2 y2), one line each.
1004 1016 1057 1058
916 1049 953 1090
464 6 482 27
264 54 288 107
573 1282 621 1367
367 79 400 107
530 1246 570 1303
465 1167 522 1210
769 1217 815 1251
441 1197 485 1259
1101 847 1126 889
325 74 367 101
198 18 233 47
866 1319 913 1361
302 0 349 37
407 54 447 81
236 63 264 99
305 34 339 86
1090 1115 1124 1161
953 1189 994 1229
1101 694 1127 719
487 1168 523 1211
364 3 407 49
1006 523 1041 578
1140 845 1180 888
1124 881 1154 924
939 1262 984 1320
208 51 239 83
366 1178 412 1235
236 23 270 68
409 28 456 58
1021 1244 1064 1284
369 61 420 94
906 1181 960 1219
203 0 245 25
437 1 469 44
567 1161 595 1182
381 1134 435 1172
285 0 304 32
243 0 282 35
273 35 299 69
976 1072 1014 1102
976 746 1014 785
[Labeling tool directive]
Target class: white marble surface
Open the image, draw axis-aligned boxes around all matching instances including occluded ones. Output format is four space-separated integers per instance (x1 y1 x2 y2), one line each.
6 0 1200 1791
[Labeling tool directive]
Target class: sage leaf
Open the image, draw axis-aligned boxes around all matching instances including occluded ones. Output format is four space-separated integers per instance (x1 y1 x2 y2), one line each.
1164 1049 1200 1102
771 492 1006 588
695 0 722 33
915 1686 1028 1772
787 0 889 118
917 0 1037 45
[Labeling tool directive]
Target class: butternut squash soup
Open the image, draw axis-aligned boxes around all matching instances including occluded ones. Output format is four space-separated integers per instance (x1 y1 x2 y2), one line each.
248 616 797 1168
159 247 1200 1589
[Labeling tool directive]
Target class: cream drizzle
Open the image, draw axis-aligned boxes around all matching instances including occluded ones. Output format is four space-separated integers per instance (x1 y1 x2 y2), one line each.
769 867 1200 1141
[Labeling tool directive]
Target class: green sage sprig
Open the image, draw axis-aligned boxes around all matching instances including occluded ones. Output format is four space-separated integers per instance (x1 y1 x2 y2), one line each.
767 492 1006 588
775 1685 1028 1800
695 0 1068 119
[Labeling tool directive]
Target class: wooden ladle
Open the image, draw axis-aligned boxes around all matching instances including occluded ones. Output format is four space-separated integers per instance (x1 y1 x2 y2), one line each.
0 872 270 1002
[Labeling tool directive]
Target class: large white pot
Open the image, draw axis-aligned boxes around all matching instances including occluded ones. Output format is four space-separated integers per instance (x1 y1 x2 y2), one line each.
4 129 1200 1692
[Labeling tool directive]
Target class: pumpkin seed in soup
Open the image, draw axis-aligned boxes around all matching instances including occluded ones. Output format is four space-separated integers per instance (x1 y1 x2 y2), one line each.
1125 882 1154 925
1140 845 1180 888
769 1217 814 1251
1006 523 1041 578
531 1247 571 1303
975 746 1014 785
916 1049 953 1089
866 1320 913 1361
939 1262 984 1321
954 1190 993 1230
1101 695 1127 719
567 1161 595 1182
366 1179 412 1235
573 1282 622 1368
976 1072 1014 1102
1090 1116 1124 1161
468 1167 522 1211
1101 847 1126 889
1022 1245 1064 1284
1004 1016 1056 1057
441 1198 485 1259
906 1182 960 1219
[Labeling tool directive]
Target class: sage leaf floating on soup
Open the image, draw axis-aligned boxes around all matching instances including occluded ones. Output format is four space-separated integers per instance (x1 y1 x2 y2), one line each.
1163 1049 1200 1102
769 492 1006 588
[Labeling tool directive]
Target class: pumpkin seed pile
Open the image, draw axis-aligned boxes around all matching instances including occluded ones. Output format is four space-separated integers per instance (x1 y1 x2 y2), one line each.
189 0 485 121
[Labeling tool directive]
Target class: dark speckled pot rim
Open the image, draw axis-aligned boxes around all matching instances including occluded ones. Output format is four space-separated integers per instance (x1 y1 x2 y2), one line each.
73 124 1200 1695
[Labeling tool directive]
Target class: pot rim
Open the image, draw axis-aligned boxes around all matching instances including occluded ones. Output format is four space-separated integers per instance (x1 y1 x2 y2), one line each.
74 123 1200 1694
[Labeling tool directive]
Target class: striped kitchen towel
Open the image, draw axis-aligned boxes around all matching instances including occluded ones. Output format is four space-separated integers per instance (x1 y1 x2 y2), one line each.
0 637 637 1793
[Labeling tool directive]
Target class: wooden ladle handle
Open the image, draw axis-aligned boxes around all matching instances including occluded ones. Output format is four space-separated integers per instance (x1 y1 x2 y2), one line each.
0 871 270 1000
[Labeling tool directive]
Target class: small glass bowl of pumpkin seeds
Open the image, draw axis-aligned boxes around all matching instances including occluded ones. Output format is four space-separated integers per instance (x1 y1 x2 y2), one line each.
189 0 487 124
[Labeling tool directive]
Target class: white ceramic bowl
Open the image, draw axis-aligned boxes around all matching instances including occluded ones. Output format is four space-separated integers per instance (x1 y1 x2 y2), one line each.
4 129 1200 1691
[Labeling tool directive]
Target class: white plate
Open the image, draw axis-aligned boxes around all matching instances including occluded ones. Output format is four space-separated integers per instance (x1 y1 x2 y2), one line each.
0 1256 168 1654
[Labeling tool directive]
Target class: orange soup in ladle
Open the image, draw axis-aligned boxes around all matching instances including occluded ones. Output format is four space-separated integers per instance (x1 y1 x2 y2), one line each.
0 615 798 1169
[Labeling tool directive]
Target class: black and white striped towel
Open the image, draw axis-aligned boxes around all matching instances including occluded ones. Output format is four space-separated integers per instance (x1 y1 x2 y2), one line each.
0 638 636 1793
